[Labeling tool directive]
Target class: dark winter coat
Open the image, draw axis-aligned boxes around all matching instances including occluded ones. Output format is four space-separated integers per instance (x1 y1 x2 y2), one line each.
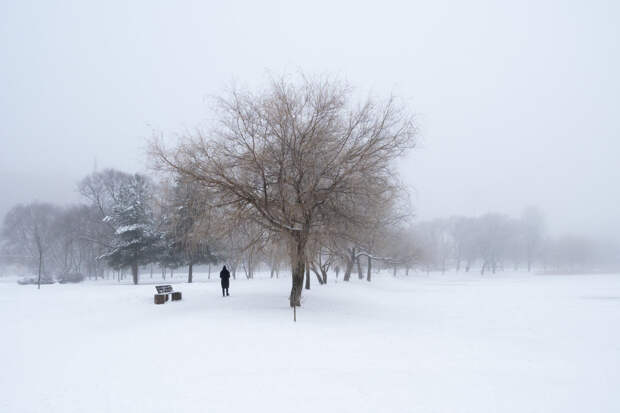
220 267 231 288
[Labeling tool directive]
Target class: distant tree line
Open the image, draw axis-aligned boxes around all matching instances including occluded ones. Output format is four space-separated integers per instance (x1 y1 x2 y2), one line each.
406 208 620 275
1 172 617 290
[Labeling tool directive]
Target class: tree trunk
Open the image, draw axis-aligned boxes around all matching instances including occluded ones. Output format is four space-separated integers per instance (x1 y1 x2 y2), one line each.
310 262 324 284
343 248 355 281
37 250 42 290
131 261 139 285
314 270 324 284
357 256 363 280
305 259 310 290
188 262 193 283
366 255 372 282
289 232 307 307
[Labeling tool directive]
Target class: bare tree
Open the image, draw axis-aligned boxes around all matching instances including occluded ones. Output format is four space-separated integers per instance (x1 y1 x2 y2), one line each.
151 74 415 306
78 169 133 223
49 204 104 279
159 178 218 283
308 240 335 285
476 213 514 275
266 237 287 279
1 203 60 288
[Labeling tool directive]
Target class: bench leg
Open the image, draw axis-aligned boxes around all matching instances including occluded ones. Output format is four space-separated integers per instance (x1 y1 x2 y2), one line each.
171 291 182 301
154 294 166 305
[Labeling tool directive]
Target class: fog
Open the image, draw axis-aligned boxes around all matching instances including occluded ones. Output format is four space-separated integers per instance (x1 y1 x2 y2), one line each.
1 0 618 239
3 4 620 411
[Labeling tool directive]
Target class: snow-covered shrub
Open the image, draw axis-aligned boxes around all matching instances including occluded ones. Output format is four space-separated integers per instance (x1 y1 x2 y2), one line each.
57 273 85 284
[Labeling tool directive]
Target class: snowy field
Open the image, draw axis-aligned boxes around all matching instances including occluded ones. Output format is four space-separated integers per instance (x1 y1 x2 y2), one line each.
2 271 620 413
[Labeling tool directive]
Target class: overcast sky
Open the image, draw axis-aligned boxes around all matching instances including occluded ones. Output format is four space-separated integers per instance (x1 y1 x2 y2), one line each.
1 0 618 239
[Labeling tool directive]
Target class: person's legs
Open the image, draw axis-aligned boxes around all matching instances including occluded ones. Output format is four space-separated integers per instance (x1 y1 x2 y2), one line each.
222 287 225 297
225 288 229 296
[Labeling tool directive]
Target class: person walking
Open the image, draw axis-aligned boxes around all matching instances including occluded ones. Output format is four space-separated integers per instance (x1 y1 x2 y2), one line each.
220 265 231 297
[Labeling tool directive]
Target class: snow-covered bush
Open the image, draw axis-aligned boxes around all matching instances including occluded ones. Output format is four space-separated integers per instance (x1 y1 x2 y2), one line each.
56 272 85 284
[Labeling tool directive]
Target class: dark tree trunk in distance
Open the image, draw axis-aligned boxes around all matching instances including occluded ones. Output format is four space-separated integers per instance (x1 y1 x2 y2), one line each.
131 261 139 285
343 248 355 281
357 256 363 280
188 262 193 283
310 262 324 284
314 269 323 284
37 250 42 290
366 255 372 282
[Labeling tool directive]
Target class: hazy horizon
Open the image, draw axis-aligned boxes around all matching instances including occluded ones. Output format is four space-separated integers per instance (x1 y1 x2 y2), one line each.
1 0 618 240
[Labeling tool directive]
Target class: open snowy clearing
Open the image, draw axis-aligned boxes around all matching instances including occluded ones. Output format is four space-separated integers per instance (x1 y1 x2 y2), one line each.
2 272 620 413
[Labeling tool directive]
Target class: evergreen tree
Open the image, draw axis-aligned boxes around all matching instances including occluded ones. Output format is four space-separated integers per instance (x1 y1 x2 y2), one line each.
100 174 162 284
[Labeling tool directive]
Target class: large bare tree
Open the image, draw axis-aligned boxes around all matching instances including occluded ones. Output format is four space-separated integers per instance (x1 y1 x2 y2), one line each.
151 74 415 306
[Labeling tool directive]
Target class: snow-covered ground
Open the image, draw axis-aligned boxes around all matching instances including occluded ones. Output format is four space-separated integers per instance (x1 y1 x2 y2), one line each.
1 271 619 413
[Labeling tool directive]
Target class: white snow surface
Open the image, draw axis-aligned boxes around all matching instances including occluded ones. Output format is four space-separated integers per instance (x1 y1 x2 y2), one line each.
114 223 145 234
2 271 620 413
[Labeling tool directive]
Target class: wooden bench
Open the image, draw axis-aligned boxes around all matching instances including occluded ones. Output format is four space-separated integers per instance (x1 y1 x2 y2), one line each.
154 285 182 304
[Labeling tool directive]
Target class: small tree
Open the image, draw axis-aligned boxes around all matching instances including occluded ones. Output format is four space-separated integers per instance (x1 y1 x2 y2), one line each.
1 203 60 288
